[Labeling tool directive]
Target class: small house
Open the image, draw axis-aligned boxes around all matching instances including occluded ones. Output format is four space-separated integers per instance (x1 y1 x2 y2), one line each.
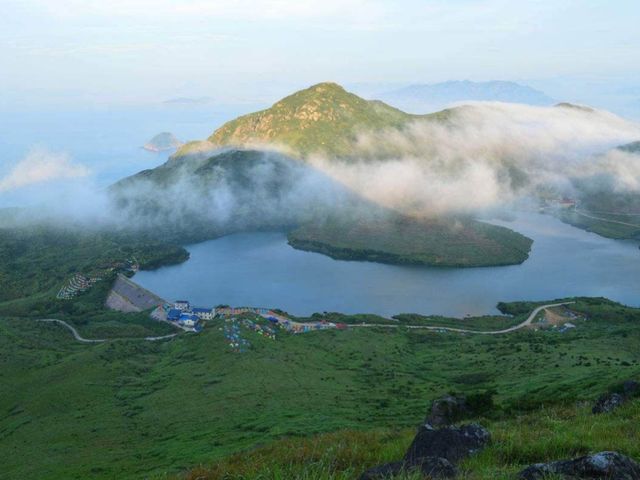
167 309 182 321
174 300 191 311
193 307 214 320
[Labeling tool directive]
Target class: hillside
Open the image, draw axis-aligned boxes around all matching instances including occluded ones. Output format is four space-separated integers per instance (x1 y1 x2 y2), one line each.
377 80 554 114
1 297 639 479
174 82 450 159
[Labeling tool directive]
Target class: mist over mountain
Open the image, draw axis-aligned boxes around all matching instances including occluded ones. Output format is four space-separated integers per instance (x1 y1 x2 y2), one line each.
377 80 555 114
6 82 640 248
169 83 640 220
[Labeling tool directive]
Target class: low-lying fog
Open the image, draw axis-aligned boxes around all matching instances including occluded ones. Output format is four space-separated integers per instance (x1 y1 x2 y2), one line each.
1 102 640 232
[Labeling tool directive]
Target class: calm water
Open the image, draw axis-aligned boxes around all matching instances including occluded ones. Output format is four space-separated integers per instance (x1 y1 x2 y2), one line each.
134 212 640 317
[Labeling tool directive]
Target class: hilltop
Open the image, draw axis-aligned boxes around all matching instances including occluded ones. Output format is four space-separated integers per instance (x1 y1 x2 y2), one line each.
174 82 450 159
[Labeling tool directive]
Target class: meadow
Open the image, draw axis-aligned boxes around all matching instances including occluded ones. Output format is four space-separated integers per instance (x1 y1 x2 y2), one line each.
1 297 639 479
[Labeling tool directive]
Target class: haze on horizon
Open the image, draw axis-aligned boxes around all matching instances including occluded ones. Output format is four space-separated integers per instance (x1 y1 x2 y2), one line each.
2 0 640 110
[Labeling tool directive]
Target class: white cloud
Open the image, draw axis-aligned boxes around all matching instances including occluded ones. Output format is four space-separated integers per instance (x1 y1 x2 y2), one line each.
0 149 90 193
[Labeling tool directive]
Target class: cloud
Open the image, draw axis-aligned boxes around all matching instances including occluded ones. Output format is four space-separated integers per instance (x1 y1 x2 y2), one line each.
308 102 640 216
0 149 90 193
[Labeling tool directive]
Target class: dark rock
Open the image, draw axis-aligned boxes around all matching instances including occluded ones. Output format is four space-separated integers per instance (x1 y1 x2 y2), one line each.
518 451 640 480
404 423 491 465
622 380 639 398
592 393 625 414
359 457 457 480
359 461 404 480
426 395 470 427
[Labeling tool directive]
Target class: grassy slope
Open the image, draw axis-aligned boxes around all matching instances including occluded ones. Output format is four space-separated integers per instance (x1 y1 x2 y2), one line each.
287 215 533 267
2 298 640 479
179 401 640 480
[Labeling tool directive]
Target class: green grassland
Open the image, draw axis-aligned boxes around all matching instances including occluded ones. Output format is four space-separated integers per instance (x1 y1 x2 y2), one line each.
287 215 533 267
2 297 640 479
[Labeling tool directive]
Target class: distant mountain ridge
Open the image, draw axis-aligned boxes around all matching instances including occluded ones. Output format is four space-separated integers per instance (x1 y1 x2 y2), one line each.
377 80 555 113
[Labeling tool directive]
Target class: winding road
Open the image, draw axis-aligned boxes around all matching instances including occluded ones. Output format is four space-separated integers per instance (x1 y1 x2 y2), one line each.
349 301 575 335
37 319 179 343
37 302 575 344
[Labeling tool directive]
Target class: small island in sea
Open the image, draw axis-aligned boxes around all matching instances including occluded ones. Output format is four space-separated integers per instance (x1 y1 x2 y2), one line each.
142 132 184 152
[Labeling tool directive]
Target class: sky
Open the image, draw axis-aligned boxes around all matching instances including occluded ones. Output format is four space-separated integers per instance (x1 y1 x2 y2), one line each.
2 0 640 109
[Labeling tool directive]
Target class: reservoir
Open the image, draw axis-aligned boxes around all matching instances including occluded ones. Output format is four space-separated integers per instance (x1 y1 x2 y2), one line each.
134 211 640 317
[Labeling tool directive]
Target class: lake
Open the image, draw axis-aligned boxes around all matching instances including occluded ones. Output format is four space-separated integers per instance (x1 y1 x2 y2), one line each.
133 211 640 317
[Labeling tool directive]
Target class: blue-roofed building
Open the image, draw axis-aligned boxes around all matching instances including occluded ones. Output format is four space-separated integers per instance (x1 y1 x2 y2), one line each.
192 307 214 320
179 313 200 328
167 309 182 321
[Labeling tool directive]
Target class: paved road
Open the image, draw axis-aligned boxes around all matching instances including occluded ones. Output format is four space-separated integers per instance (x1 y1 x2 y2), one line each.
38 319 179 343
350 302 575 335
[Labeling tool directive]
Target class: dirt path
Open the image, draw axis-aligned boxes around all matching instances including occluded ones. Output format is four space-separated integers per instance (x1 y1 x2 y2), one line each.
350 302 575 335
38 319 179 343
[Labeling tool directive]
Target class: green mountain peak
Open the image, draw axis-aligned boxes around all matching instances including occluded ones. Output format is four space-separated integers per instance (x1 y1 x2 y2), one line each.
171 82 424 159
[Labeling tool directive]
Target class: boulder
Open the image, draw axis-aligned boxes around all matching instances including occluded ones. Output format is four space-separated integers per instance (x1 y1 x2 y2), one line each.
359 457 457 480
592 393 625 414
622 380 639 398
426 395 470 427
518 451 640 480
404 423 491 465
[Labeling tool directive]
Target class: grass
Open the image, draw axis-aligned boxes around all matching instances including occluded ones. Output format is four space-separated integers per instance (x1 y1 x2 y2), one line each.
288 214 533 268
175 401 640 480
1 297 640 479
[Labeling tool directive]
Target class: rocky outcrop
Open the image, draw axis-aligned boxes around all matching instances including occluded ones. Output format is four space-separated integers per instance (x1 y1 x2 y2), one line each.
593 380 639 414
518 451 640 480
359 423 490 479
593 393 626 414
404 423 490 465
426 395 471 428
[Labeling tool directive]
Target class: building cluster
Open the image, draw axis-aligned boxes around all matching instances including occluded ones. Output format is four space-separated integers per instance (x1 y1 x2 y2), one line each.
166 300 213 330
56 273 102 300
162 299 340 336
